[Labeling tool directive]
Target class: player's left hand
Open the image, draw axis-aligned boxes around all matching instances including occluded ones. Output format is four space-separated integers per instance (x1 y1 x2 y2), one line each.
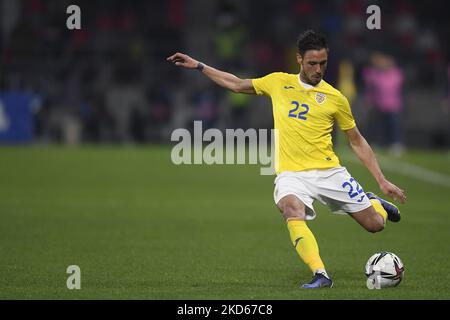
379 179 406 204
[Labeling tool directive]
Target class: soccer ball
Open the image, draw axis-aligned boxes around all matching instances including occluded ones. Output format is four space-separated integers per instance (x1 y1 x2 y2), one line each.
365 251 404 289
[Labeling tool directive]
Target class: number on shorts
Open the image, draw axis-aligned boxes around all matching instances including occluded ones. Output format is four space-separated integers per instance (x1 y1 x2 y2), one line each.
342 178 365 202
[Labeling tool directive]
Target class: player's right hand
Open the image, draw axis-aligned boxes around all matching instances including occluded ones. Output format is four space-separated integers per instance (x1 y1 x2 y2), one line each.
379 179 406 204
167 52 198 69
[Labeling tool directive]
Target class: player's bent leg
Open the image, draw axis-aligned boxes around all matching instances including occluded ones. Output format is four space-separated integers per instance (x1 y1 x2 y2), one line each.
350 206 385 233
276 194 307 221
276 195 332 288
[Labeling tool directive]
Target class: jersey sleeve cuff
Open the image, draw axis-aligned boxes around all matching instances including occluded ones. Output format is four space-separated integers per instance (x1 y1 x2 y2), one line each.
251 79 264 96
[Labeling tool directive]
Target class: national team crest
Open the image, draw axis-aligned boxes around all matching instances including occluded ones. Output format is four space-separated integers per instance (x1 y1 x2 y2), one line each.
315 92 326 104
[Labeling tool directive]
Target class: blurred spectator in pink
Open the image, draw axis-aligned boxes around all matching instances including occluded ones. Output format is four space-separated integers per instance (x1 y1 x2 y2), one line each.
363 52 405 155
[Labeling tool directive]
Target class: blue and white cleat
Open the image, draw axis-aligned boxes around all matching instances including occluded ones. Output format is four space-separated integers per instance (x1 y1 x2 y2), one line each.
301 273 333 289
366 192 401 222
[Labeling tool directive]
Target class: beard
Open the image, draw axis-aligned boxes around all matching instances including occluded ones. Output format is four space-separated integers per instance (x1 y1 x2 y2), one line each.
302 73 322 85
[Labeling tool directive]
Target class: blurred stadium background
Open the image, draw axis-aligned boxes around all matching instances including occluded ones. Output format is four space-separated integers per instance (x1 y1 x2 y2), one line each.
1 0 449 146
1 0 449 299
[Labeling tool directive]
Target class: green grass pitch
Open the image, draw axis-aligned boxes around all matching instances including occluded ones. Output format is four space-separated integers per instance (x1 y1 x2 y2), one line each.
0 146 449 299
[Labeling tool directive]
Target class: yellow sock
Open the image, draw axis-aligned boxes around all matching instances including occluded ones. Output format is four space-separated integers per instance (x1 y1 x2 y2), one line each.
370 199 387 223
287 220 325 273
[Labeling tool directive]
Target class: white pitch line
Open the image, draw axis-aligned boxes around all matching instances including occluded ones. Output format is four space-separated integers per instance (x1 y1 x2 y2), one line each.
341 153 450 188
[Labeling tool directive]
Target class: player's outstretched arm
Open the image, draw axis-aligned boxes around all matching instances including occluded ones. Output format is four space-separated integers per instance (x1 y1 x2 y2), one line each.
167 52 256 94
344 126 407 204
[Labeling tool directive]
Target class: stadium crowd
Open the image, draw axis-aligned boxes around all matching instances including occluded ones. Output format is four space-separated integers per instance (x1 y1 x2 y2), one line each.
1 0 449 148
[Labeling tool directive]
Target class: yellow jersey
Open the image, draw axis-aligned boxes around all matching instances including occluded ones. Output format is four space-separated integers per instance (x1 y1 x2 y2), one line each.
252 72 356 174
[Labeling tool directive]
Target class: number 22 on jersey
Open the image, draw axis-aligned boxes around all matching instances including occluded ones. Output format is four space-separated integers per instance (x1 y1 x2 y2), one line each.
288 101 309 120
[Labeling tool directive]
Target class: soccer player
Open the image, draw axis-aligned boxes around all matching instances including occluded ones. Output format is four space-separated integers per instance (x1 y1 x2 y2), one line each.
167 30 406 288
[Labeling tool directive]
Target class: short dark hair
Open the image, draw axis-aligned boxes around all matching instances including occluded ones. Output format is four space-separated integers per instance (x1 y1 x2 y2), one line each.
297 30 328 56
